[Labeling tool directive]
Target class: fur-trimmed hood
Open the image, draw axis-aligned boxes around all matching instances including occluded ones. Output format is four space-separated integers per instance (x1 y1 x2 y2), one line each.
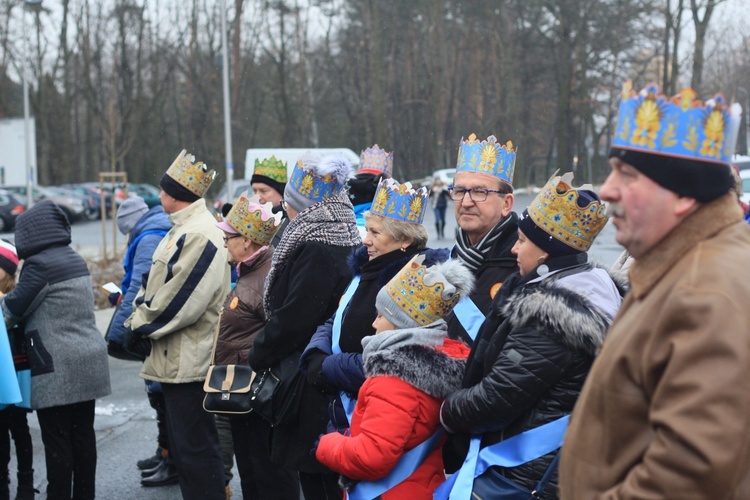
500 267 622 356
362 324 468 398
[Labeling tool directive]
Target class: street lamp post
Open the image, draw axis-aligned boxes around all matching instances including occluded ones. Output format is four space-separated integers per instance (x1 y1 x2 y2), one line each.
220 0 233 203
22 0 42 209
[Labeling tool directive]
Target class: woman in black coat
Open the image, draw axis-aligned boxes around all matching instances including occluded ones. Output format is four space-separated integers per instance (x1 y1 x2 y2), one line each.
246 153 360 500
440 174 624 498
300 178 448 435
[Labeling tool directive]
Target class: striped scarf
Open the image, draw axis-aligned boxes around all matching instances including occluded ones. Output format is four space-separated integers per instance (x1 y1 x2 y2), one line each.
453 212 518 272
263 194 361 316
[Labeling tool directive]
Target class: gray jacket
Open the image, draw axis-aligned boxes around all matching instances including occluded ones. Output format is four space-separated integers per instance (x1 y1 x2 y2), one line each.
1 200 111 409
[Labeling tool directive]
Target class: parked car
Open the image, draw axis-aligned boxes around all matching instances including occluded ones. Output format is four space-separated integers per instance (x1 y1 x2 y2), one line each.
0 189 26 232
48 186 99 221
734 154 750 171
121 183 161 208
432 168 456 186
210 179 252 214
63 183 116 219
4 185 86 223
739 169 750 206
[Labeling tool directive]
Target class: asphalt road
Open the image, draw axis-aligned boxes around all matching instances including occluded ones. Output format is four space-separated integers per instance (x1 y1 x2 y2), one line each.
2 192 624 498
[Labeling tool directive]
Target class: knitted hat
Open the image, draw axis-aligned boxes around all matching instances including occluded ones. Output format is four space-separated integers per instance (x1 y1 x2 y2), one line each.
251 156 288 196
0 240 18 276
160 149 216 202
518 172 607 257
609 81 741 202
284 152 354 213
215 193 282 246
376 256 474 329
456 133 516 187
116 196 149 234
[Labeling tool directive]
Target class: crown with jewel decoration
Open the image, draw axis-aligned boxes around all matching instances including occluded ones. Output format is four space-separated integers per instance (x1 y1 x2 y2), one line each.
612 81 742 164
456 133 516 185
358 144 394 178
253 156 288 183
381 255 469 327
525 173 607 253
225 193 282 246
369 178 428 224
164 149 216 197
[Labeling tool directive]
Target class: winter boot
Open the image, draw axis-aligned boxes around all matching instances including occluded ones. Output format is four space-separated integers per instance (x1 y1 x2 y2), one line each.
440 221 446 239
435 222 442 240
15 470 36 500
137 447 165 470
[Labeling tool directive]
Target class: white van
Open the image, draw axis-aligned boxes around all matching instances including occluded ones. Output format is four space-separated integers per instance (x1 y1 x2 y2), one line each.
243 148 360 179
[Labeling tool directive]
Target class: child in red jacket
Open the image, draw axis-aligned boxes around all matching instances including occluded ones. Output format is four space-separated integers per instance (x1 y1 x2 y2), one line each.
315 255 474 499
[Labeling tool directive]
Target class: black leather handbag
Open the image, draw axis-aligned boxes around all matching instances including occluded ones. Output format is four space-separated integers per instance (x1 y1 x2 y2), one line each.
249 351 305 426
203 364 255 414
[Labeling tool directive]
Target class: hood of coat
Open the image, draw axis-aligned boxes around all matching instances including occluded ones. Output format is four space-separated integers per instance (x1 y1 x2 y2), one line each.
129 205 172 242
363 324 467 399
500 271 618 357
14 199 72 260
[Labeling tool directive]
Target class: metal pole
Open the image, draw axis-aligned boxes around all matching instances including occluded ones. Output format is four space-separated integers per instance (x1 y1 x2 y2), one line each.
22 4 33 208
221 0 234 203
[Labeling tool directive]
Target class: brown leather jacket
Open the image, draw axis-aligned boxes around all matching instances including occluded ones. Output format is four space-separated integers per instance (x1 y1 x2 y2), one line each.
214 248 273 366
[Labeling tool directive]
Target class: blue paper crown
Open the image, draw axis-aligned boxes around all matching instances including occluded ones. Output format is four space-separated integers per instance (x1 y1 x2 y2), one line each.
612 81 742 164
288 159 343 204
370 178 428 224
456 133 516 185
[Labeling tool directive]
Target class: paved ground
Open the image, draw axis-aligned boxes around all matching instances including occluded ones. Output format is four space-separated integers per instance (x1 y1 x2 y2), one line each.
6 307 244 499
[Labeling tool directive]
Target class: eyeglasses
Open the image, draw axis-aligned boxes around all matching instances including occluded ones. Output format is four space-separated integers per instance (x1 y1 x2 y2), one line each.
222 234 242 243
448 186 507 202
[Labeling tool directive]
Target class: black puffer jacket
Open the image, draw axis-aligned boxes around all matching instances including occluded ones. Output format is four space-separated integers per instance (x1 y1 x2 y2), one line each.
441 264 623 498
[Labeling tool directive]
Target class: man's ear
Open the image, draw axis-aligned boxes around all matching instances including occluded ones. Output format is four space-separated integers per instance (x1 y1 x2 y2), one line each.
501 193 515 217
674 196 698 217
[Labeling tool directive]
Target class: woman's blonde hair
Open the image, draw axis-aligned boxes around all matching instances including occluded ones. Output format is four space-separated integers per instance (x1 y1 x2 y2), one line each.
363 212 428 250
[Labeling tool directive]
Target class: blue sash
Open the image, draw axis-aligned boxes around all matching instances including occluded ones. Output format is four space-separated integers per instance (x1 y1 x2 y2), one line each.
452 297 485 341
434 416 569 500
331 276 361 423
0 313 21 406
347 430 444 500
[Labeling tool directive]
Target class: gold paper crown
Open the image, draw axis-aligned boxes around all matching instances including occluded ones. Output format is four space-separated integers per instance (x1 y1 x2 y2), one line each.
253 156 288 183
384 255 462 326
165 149 216 197
526 173 607 253
225 193 283 246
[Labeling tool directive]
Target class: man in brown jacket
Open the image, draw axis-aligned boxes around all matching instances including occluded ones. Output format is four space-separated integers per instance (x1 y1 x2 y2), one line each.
560 82 750 498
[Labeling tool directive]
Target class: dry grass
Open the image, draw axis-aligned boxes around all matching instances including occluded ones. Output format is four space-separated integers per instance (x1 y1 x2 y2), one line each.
86 256 124 310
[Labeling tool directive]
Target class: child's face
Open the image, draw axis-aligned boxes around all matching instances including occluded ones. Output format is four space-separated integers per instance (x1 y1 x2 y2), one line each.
372 314 396 334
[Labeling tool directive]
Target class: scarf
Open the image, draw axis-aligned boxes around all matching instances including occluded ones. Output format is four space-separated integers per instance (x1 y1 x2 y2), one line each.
454 212 518 272
361 322 448 363
263 194 361 316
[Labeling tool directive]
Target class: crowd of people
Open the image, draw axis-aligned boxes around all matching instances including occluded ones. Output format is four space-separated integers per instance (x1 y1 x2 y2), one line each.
1 80 750 500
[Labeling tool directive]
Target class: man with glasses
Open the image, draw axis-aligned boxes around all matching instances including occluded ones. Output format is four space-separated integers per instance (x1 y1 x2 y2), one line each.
444 133 520 346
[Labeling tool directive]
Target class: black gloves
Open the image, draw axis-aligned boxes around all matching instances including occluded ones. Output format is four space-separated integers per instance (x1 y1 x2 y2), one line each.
122 327 151 362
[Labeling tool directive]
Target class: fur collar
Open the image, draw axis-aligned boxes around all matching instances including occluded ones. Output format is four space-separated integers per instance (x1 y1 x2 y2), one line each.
364 332 466 399
500 280 612 356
